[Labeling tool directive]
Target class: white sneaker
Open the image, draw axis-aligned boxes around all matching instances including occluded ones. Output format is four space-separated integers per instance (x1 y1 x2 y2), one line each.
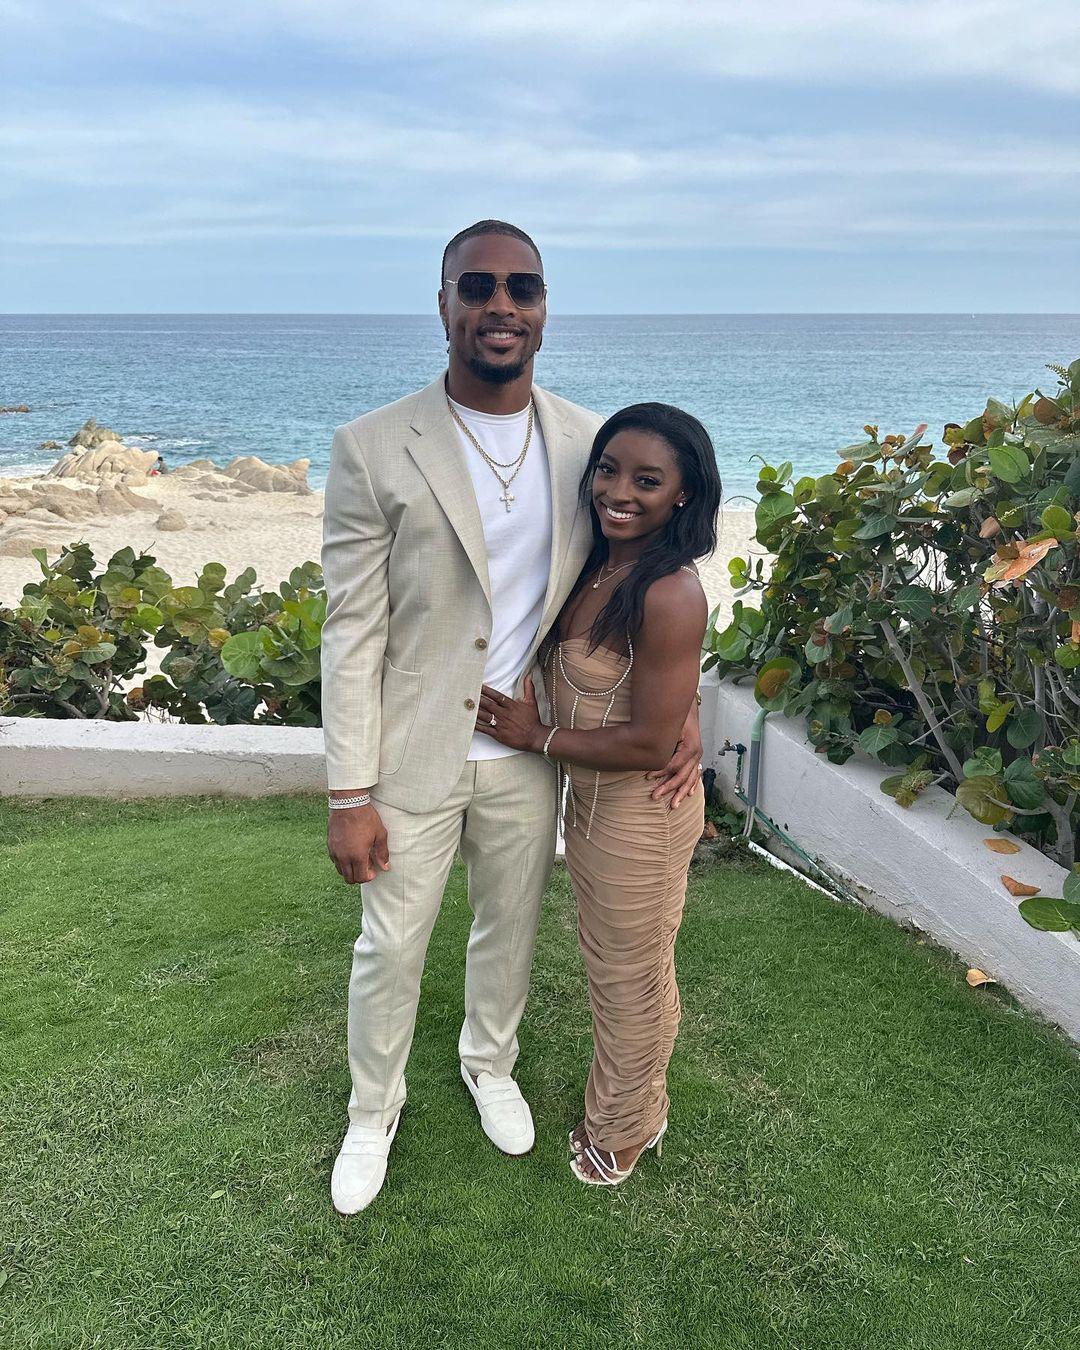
460 1063 535 1155
330 1111 401 1215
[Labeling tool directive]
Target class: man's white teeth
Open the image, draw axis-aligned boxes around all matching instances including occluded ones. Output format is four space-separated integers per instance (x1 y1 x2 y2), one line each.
605 506 637 521
484 330 517 339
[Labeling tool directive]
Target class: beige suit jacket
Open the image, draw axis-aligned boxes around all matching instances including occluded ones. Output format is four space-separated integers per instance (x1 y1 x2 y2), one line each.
321 373 603 810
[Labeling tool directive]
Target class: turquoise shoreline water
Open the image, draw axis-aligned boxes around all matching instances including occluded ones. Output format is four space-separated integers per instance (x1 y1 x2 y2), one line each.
2 314 1078 497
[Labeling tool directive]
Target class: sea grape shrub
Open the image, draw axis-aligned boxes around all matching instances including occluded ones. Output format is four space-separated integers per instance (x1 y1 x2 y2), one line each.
706 359 1080 869
0 545 325 727
0 543 165 719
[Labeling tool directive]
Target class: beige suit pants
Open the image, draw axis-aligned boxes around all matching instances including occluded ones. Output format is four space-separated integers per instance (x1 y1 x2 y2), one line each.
347 752 558 1129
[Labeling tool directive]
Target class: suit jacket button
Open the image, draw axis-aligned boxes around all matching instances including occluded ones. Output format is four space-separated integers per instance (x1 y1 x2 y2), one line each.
464 698 475 710
474 637 488 649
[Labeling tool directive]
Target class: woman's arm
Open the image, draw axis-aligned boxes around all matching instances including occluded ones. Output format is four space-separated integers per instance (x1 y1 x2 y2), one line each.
478 572 707 772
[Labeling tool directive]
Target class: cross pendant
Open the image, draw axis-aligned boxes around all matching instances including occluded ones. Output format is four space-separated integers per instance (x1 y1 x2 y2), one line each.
500 487 515 512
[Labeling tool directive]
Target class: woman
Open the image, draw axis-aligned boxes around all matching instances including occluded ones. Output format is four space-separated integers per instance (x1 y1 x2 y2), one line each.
476 402 722 1186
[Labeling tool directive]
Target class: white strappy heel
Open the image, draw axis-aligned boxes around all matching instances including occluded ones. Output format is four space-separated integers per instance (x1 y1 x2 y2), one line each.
569 1120 667 1187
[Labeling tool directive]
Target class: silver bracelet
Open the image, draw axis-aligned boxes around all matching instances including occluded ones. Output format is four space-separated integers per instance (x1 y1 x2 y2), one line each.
328 793 371 810
541 728 558 762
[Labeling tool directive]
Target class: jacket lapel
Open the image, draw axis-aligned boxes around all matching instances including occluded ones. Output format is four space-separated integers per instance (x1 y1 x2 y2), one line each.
406 375 492 607
533 384 589 635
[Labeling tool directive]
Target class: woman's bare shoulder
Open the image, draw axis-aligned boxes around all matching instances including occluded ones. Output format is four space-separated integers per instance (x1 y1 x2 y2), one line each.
640 568 708 633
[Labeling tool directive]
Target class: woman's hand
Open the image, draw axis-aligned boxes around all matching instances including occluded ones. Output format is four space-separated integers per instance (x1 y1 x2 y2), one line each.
476 676 547 753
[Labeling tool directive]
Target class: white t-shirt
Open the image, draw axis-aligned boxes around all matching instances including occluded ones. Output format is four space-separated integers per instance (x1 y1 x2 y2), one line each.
449 396 553 761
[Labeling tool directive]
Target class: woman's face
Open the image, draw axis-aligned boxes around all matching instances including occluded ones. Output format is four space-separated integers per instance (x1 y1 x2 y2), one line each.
590 428 687 544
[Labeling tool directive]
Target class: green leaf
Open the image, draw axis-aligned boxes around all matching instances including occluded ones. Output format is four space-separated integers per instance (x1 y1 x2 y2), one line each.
962 415 985 445
1041 504 1075 535
964 747 1002 778
986 700 1014 734
1003 757 1045 811
1064 869 1080 905
804 633 831 665
824 604 854 635
754 657 801 710
894 585 934 623
755 491 796 540
985 397 1012 429
956 775 1012 826
1006 708 1044 749
950 585 982 613
1055 643 1080 670
852 512 897 540
220 631 265 681
988 444 1029 484
793 476 816 505
858 725 899 756
1018 895 1080 931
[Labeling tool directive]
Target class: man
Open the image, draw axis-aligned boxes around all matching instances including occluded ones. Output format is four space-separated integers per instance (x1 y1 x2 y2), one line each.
321 220 701 1214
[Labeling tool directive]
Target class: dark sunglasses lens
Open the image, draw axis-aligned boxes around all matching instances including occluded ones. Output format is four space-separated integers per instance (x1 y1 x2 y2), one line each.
456 271 497 306
507 273 545 307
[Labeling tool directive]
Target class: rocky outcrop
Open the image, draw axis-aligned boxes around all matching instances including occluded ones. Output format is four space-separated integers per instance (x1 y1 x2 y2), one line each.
223 455 312 496
0 405 31 414
0 476 158 541
46 440 160 484
66 418 121 448
0 421 316 560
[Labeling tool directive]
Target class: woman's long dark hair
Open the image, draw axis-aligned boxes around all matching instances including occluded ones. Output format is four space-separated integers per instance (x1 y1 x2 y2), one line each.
562 402 722 654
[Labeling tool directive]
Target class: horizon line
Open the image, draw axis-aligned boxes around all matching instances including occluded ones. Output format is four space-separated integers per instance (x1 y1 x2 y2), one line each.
3 310 1080 319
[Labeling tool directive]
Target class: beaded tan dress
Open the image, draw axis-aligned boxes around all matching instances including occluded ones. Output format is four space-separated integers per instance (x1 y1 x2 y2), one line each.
545 636 704 1153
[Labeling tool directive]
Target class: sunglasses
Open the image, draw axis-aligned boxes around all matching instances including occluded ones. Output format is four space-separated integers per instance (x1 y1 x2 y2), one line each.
443 270 546 309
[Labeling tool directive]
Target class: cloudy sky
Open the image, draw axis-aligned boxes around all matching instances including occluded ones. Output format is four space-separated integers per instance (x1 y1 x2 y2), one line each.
3 0 1077 311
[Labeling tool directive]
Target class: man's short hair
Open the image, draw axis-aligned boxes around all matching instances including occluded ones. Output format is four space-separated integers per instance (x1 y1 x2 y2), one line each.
441 220 543 285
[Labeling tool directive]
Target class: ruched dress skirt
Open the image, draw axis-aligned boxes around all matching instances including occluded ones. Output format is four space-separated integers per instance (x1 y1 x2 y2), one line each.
547 638 704 1152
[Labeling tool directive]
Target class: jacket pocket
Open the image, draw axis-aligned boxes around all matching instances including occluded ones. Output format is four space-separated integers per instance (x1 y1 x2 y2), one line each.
378 657 422 777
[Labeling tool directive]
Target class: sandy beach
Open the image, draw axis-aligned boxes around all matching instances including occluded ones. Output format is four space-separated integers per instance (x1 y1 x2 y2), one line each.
0 467 759 625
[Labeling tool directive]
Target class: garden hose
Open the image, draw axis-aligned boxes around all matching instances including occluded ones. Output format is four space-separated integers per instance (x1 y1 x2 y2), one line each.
715 713 861 906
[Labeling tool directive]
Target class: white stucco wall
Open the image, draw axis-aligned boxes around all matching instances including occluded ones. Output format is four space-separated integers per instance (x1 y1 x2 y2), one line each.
0 716 325 797
702 673 1080 1043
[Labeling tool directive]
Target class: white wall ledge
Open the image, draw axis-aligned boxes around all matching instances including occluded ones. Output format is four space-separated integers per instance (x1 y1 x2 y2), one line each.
0 716 326 797
702 674 1080 1043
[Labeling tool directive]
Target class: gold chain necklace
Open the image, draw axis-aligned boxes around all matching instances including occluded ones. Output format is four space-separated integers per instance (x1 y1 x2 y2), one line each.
447 399 534 513
591 559 636 590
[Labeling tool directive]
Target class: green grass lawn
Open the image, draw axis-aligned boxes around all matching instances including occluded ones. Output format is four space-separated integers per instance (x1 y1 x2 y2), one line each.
1 794 1078 1350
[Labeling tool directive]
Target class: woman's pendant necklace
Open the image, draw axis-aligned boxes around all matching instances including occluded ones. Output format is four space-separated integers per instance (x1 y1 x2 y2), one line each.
592 559 635 589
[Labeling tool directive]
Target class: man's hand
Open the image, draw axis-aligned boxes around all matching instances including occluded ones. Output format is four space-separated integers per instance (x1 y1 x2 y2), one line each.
327 801 390 884
646 702 703 808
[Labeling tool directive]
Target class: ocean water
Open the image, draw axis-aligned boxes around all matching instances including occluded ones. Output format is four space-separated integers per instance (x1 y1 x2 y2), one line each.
2 314 1078 499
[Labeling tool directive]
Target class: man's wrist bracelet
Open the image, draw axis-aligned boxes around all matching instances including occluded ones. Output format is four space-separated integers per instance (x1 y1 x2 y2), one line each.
328 793 371 810
541 728 558 762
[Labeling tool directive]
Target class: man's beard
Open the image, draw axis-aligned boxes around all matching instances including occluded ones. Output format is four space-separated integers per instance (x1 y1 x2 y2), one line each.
467 354 529 384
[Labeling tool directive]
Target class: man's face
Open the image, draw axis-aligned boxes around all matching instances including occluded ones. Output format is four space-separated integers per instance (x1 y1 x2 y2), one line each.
439 235 546 385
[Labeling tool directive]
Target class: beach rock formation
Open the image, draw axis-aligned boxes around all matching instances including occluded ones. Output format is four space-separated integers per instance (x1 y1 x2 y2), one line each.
46 440 160 484
223 455 312 496
0 419 316 561
0 405 31 414
67 418 121 449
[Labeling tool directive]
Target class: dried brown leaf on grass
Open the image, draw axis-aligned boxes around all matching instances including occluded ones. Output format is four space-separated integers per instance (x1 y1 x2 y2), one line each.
966 968 997 988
